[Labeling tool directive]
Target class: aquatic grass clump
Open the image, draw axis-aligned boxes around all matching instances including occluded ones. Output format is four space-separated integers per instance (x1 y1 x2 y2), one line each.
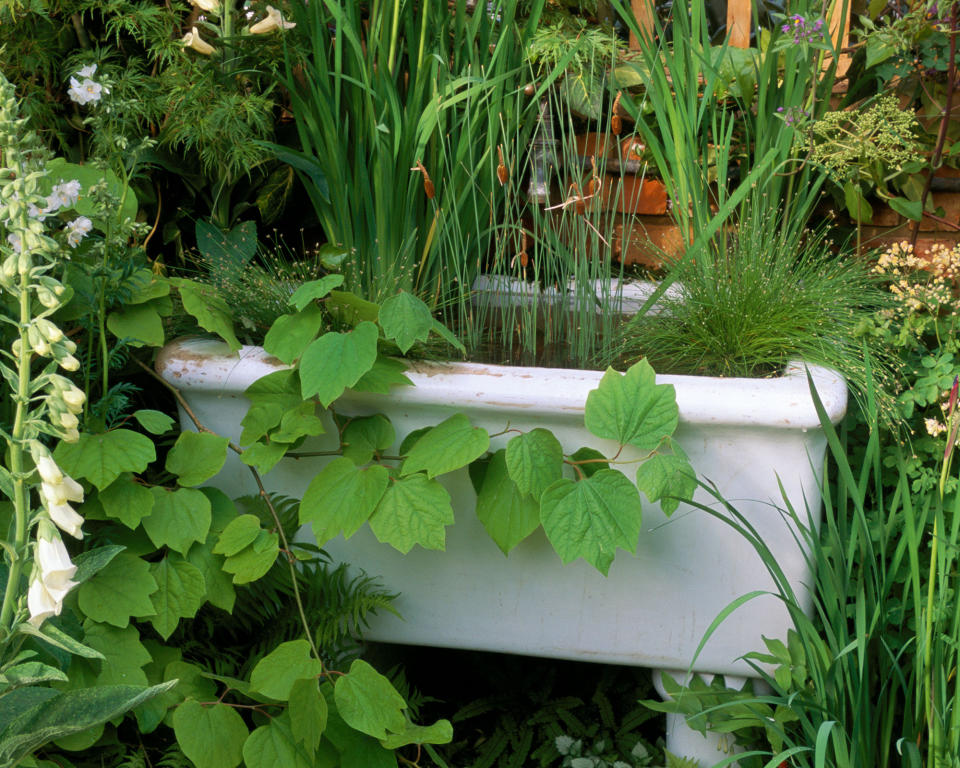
613 197 893 404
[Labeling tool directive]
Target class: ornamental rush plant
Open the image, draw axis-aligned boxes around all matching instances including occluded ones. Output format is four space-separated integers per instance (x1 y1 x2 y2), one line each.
0 72 171 764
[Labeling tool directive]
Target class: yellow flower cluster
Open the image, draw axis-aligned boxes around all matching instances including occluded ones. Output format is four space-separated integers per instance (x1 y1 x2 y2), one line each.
874 240 960 316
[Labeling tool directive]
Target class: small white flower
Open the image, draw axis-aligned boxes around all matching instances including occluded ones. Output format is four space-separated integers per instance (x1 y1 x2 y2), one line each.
6 233 21 253
67 77 88 105
27 202 48 220
926 418 946 437
182 26 216 55
76 64 98 79
67 77 107 106
248 5 295 33
50 180 81 209
44 193 62 214
65 216 92 248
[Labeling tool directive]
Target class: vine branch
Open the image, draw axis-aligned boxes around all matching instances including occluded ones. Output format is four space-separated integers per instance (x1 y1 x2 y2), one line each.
135 356 323 664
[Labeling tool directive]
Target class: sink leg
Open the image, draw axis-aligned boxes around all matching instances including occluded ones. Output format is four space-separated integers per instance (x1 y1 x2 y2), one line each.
651 669 748 767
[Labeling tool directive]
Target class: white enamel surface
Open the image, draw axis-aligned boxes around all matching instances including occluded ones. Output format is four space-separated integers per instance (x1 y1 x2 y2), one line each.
157 338 846 676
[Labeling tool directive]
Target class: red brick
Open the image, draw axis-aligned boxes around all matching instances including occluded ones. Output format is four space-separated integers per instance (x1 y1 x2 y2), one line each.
617 177 668 215
925 191 960 230
575 133 615 164
594 176 668 215
861 226 960 255
866 204 902 228
613 217 684 268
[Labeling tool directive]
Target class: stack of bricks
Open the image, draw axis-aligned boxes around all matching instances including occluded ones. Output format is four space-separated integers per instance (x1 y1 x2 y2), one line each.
573 132 677 269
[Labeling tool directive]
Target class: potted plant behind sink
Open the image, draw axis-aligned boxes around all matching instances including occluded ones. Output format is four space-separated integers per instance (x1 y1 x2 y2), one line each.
151 0 889 762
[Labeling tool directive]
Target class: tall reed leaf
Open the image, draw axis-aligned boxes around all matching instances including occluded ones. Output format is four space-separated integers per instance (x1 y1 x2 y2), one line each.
651 365 959 768
278 0 543 304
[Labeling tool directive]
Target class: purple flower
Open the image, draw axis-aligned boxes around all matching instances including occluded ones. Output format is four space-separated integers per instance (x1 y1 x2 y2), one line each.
779 14 826 45
775 105 810 127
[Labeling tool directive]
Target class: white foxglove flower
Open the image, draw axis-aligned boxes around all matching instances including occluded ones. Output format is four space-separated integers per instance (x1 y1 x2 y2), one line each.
28 577 60 627
41 475 83 507
248 5 295 33
35 455 63 485
190 0 221 13
40 472 85 540
47 502 84 539
28 532 79 628
65 216 92 248
35 537 78 602
182 27 216 55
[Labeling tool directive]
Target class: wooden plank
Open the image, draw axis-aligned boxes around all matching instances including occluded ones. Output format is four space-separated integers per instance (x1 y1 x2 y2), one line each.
628 0 656 50
826 0 852 76
726 0 752 48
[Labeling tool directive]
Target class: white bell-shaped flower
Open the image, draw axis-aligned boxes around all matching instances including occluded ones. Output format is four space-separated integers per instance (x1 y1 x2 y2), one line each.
28 526 79 628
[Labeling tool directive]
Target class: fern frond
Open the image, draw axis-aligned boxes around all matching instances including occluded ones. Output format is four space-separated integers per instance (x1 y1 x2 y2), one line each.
665 751 701 768
155 744 193 768
90 380 140 426
175 549 396 673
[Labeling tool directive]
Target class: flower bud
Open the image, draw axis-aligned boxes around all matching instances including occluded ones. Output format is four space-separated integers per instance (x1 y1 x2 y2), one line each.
35 286 59 309
35 318 64 343
58 354 80 372
62 386 85 412
27 325 49 357
20 230 45 253
1 256 17 282
59 411 78 430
